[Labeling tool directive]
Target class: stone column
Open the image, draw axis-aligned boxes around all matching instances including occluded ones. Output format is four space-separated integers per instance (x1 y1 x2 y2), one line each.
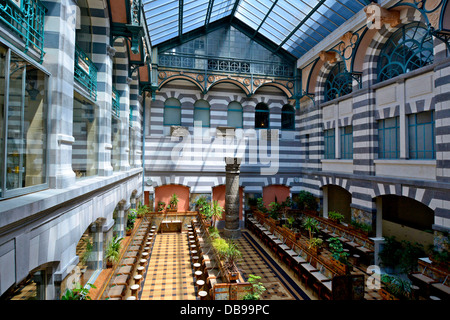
223 157 242 239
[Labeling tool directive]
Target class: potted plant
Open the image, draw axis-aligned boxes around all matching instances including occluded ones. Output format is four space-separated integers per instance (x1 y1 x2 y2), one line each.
134 204 149 218
61 282 97 300
296 190 318 214
256 198 268 214
302 216 319 249
157 201 166 212
379 274 411 300
328 211 345 224
242 274 266 300
210 200 224 227
126 212 136 236
310 237 324 255
268 202 282 222
105 235 123 268
328 237 351 274
168 193 179 212
213 237 242 282
350 219 372 236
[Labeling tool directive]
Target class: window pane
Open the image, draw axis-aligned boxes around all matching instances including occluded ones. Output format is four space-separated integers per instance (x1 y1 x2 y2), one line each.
228 110 242 128
194 100 210 127
73 92 98 178
164 98 181 126
6 53 48 191
281 104 295 130
0 45 5 196
194 108 210 127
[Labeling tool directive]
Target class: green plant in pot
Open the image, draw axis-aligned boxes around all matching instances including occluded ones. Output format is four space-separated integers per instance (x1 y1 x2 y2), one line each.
268 201 281 220
380 274 411 300
302 216 319 249
256 198 267 213
61 282 97 300
126 212 137 235
213 238 242 282
328 237 351 273
328 211 345 224
105 235 123 268
169 193 179 211
296 190 318 212
210 200 224 227
310 237 323 255
157 201 166 212
242 274 266 300
135 204 149 218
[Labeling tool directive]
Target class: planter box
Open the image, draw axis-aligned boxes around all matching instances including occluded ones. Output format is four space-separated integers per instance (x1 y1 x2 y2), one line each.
332 258 351 274
378 288 399 300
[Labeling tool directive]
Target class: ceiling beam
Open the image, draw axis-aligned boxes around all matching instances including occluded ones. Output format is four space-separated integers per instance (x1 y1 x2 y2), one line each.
275 0 326 52
179 0 184 38
252 0 278 38
205 0 215 30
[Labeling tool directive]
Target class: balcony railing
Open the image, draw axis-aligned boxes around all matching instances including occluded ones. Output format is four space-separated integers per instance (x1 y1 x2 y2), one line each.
0 0 46 62
74 44 97 101
158 53 295 78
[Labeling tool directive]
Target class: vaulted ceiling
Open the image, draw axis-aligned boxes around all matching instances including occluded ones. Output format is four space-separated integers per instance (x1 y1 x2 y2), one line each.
142 0 372 59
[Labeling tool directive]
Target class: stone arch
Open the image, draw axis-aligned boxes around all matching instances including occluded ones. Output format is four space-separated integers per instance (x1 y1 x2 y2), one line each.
372 182 435 211
253 81 292 98
206 78 251 96
318 176 351 194
159 75 205 93
362 6 428 87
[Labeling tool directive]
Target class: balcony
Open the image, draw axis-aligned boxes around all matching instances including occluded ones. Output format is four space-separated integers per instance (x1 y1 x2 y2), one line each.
0 0 46 62
74 44 98 101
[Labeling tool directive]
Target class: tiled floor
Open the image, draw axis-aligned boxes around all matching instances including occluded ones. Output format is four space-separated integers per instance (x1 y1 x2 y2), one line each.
139 232 197 300
237 231 313 300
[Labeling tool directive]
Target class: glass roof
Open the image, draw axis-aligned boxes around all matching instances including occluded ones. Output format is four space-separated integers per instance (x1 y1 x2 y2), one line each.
143 0 370 58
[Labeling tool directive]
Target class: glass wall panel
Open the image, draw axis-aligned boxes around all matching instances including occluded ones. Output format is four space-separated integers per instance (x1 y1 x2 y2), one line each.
0 45 5 197
73 92 98 178
6 52 47 191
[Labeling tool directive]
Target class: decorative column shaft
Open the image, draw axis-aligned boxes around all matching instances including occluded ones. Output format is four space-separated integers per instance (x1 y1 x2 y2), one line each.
223 157 242 239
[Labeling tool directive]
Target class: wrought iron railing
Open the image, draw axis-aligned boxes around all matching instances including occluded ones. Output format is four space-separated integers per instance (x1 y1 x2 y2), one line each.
74 44 97 101
112 86 120 117
158 53 294 78
0 0 46 62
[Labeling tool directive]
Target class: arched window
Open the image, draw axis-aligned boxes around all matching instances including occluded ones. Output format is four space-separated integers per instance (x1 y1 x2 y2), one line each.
255 103 269 129
378 22 434 82
164 98 181 126
281 104 295 130
227 101 243 128
194 99 210 127
324 61 356 102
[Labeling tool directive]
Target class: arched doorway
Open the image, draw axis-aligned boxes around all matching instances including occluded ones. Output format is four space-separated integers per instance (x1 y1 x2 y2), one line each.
377 195 434 248
324 185 352 223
